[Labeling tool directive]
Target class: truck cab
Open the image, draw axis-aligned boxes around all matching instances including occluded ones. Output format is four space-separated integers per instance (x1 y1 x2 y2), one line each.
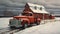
9 12 41 29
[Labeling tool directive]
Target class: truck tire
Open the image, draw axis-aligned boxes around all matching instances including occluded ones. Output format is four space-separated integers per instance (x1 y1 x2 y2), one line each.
10 26 15 29
22 23 28 29
36 21 40 25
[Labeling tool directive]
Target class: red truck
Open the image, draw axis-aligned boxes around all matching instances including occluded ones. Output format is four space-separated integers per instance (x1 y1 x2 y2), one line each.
9 13 41 29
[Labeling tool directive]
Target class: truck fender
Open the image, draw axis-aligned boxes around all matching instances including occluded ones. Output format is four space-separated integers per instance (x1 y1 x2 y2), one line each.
21 20 30 25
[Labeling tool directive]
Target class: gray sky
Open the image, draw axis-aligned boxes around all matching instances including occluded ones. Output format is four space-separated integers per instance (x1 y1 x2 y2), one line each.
0 0 60 8
0 0 60 16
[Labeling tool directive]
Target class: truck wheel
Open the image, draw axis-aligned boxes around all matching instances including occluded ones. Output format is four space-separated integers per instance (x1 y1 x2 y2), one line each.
10 26 15 29
36 21 40 25
22 23 28 29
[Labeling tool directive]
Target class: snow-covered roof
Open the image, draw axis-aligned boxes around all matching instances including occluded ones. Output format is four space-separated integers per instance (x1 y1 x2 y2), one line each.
27 3 43 7
27 3 49 14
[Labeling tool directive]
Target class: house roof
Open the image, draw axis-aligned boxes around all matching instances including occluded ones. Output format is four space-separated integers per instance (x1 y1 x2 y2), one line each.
27 3 49 14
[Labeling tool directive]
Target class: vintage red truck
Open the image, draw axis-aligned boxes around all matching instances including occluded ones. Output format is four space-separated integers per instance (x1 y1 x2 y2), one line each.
9 13 41 29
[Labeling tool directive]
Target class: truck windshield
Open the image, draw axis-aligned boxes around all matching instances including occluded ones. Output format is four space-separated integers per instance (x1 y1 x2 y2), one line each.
22 13 32 16
29 14 32 16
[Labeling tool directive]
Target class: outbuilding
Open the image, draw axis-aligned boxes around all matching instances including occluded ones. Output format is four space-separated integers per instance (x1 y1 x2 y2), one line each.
22 3 55 19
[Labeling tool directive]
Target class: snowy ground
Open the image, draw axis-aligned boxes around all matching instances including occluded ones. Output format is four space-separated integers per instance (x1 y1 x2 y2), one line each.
15 17 60 34
0 17 60 34
0 17 12 29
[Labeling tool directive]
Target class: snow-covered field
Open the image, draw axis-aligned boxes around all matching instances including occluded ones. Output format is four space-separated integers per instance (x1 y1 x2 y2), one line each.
0 17 60 34
0 17 12 29
15 17 60 34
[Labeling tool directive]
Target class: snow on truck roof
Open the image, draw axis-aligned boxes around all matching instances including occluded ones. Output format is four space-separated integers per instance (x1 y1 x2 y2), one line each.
27 3 49 14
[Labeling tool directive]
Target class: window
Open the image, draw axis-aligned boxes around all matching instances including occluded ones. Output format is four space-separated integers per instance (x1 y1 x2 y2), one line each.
34 6 37 10
40 7 42 10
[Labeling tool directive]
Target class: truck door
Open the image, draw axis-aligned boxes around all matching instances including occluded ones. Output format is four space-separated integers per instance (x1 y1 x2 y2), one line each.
28 13 35 23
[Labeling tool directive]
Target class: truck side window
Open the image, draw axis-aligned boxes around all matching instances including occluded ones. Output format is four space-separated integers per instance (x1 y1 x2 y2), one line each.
30 14 32 16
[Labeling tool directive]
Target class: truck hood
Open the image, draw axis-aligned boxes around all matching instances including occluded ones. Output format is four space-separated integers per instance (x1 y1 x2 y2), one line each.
13 16 28 20
14 16 27 18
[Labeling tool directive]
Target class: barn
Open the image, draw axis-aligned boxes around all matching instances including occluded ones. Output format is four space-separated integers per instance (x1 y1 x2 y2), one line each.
22 3 55 19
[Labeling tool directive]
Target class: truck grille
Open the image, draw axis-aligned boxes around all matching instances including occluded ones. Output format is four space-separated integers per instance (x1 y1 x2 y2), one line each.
10 19 21 26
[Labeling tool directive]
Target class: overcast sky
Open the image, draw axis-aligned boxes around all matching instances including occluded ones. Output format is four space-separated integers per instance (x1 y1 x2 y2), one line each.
0 0 60 14
0 0 60 8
